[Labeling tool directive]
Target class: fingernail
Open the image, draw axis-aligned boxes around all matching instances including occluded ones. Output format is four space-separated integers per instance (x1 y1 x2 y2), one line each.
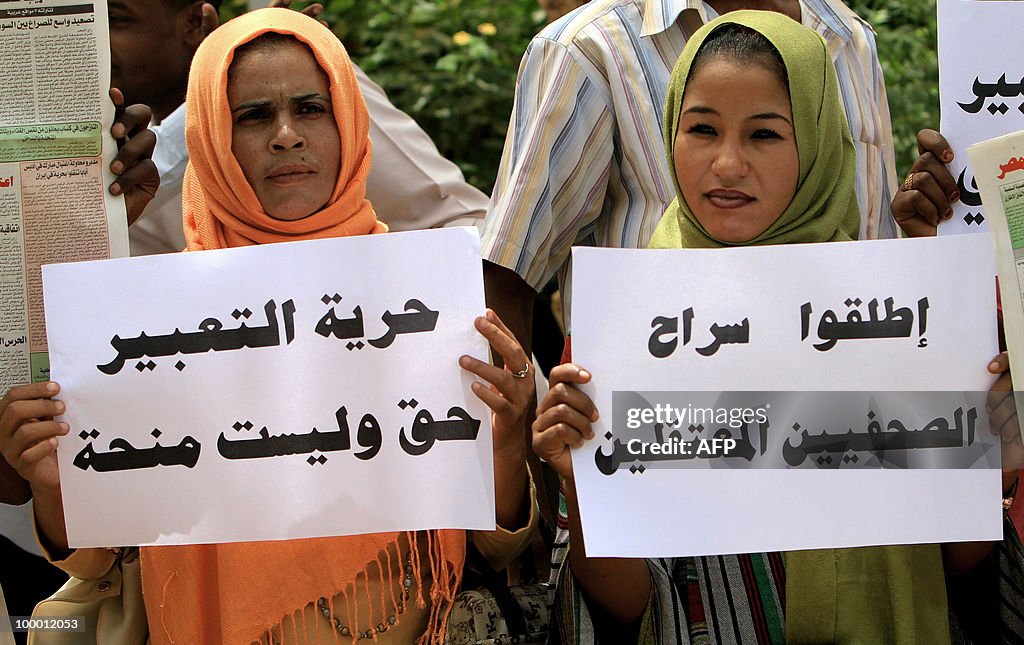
54 401 65 413
45 382 58 393
49 438 58 448
591 410 599 422
109 183 122 196
943 208 953 220
110 161 124 175
943 150 954 163
485 309 497 322
458 355 471 368
58 422 69 433
990 360 1001 371
579 369 591 379
112 124 124 139
950 191 960 203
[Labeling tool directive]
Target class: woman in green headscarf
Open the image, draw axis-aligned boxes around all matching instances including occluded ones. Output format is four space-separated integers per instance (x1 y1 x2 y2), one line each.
532 10 952 644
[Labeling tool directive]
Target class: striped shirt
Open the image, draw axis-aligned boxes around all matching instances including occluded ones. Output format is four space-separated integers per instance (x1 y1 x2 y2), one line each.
482 0 898 314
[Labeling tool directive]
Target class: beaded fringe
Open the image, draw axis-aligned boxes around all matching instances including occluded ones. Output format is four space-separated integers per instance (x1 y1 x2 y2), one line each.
254 531 462 645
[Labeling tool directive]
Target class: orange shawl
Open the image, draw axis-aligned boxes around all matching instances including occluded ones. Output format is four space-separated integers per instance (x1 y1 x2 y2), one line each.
143 9 465 644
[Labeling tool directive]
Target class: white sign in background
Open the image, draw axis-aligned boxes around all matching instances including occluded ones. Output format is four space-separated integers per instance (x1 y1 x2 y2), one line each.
42 228 495 548
938 0 1024 235
570 235 1001 558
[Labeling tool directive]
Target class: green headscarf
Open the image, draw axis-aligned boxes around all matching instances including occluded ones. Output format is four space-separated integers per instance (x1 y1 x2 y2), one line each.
649 11 949 645
648 10 860 248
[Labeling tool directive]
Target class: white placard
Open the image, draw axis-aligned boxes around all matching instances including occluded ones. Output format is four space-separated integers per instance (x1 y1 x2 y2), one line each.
938 0 1024 234
570 235 1001 557
41 228 494 548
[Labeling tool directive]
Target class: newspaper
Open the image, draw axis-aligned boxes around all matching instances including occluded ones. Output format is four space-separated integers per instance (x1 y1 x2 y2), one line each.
0 0 128 394
968 130 1024 402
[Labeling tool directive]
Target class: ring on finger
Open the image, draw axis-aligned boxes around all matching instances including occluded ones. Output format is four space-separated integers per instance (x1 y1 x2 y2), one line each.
510 363 530 379
903 172 915 192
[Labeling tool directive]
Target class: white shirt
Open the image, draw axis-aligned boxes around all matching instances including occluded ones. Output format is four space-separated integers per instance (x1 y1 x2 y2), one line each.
128 65 488 256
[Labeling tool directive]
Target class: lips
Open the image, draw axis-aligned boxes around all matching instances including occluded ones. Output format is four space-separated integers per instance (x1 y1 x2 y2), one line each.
266 164 315 184
705 188 755 209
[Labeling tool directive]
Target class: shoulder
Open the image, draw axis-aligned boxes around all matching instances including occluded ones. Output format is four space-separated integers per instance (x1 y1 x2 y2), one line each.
813 0 880 45
532 0 645 50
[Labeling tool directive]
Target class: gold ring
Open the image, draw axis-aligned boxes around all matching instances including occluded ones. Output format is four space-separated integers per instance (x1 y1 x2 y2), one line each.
510 363 530 379
903 172 914 192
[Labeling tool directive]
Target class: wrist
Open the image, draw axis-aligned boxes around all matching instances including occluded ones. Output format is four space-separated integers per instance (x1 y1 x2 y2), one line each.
492 431 527 462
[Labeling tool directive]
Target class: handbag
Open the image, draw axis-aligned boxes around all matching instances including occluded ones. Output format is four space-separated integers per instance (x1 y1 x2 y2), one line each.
443 541 551 645
28 548 147 645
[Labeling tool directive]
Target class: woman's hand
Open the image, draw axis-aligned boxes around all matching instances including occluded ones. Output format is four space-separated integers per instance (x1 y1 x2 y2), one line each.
460 309 534 530
532 363 598 481
0 382 67 491
987 352 1023 494
459 309 534 452
108 88 159 226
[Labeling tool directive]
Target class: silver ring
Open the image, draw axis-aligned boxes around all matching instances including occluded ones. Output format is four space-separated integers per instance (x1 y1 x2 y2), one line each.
510 363 530 379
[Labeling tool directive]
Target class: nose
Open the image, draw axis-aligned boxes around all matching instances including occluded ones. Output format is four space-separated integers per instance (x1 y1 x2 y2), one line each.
710 138 748 182
269 115 304 152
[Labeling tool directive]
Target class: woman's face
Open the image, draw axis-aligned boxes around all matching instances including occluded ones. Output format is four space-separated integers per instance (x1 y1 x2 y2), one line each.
673 56 798 243
228 40 341 221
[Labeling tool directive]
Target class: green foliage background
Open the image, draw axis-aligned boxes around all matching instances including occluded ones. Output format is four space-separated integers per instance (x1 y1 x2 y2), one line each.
222 0 938 194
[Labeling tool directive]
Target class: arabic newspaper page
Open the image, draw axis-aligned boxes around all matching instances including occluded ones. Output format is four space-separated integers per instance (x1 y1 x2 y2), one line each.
968 131 1024 408
0 0 128 394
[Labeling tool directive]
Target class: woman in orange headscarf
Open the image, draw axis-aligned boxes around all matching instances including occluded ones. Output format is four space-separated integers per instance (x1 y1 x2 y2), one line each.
10 9 536 644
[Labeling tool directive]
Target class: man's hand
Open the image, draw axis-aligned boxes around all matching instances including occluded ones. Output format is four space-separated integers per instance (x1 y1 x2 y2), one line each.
269 0 327 26
891 129 959 238
109 88 159 226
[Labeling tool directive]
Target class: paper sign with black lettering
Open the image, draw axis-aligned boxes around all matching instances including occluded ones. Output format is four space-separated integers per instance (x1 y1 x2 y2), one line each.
41 228 494 547
570 235 1001 557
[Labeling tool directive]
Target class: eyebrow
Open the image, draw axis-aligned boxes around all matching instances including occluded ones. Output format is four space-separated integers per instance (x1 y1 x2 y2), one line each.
230 93 331 113
682 105 792 124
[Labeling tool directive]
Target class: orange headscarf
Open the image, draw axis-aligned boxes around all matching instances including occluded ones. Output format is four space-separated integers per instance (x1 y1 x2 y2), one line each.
144 9 464 644
181 8 387 249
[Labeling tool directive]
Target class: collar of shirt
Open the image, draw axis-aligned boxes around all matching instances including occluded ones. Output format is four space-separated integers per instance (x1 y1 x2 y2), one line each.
641 0 853 51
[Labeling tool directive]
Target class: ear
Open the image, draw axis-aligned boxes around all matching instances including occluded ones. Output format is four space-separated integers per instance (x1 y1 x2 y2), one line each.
182 1 217 49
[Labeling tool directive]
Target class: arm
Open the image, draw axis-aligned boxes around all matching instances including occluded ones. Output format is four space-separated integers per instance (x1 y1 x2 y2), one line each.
0 459 29 505
860 21 899 241
354 65 490 232
483 261 536 358
532 364 651 628
460 310 534 531
481 35 616 348
944 352 1023 576
469 472 540 571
